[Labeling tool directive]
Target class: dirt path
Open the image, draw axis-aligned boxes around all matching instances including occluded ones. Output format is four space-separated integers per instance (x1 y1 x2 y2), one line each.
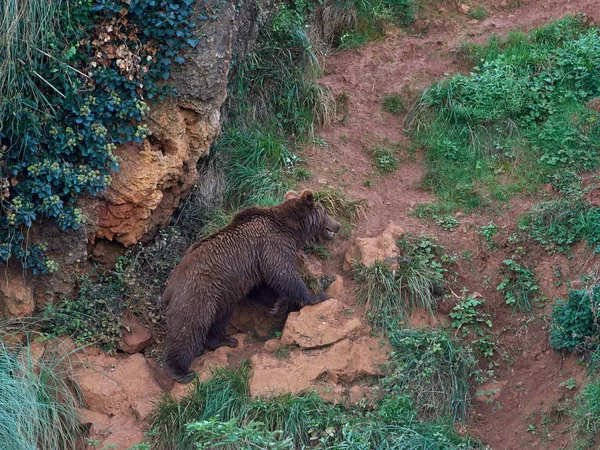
302 1 600 449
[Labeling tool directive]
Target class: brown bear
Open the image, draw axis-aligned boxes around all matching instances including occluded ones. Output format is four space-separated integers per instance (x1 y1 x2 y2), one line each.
162 189 341 382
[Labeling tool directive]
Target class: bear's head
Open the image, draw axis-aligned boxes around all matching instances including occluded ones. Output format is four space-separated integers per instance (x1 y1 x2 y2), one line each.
283 189 341 244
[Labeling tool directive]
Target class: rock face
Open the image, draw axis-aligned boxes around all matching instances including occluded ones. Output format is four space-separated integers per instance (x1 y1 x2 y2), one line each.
0 0 278 319
250 299 390 399
0 222 87 319
74 351 167 448
0 264 34 318
343 223 405 270
87 0 277 246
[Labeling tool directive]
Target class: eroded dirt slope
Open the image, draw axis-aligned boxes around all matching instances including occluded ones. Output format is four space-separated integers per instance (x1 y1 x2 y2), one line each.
301 1 600 449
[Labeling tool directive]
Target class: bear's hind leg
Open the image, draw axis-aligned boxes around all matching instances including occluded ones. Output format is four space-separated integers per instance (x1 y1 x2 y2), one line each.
164 342 199 383
164 320 209 383
205 309 238 351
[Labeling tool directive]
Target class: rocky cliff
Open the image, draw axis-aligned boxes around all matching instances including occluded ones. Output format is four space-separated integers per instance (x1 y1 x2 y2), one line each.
0 0 277 318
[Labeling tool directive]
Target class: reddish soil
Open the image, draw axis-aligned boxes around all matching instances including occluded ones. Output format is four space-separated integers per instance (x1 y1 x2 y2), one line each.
299 1 600 449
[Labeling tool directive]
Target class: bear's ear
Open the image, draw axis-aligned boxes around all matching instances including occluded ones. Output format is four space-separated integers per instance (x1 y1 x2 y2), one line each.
284 190 300 201
300 189 314 207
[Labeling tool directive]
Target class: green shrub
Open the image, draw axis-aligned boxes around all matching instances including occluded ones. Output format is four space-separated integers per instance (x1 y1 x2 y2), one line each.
0 333 83 449
42 228 188 351
550 284 600 354
0 0 197 273
384 328 480 421
496 258 540 313
42 272 125 352
411 17 600 213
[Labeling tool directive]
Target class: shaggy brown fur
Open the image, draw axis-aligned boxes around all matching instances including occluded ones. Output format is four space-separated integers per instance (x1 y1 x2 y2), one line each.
162 190 341 382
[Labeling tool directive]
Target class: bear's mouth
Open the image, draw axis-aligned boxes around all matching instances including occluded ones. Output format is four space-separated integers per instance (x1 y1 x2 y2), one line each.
325 228 336 240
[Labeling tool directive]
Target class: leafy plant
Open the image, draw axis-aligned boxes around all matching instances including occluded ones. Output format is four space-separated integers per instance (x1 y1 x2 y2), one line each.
478 222 499 250
550 283 600 354
366 140 400 173
449 293 495 358
496 258 540 313
0 0 197 272
435 215 460 231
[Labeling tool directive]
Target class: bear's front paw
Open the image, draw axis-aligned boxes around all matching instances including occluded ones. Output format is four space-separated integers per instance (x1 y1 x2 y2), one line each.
308 293 328 305
223 336 239 348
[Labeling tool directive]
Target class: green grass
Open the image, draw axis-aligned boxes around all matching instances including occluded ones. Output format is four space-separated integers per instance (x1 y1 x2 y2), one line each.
384 328 480 421
313 187 367 222
354 234 452 329
571 378 600 449
366 140 400 173
411 17 600 214
218 5 333 208
336 0 418 49
147 348 483 449
383 94 406 115
467 7 488 21
0 0 64 127
514 170 600 255
0 330 83 450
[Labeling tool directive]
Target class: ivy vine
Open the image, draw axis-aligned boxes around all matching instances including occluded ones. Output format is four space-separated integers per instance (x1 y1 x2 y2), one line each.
0 0 199 273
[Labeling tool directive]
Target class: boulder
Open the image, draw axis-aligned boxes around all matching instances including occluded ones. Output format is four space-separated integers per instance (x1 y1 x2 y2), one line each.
74 352 166 448
249 337 390 397
297 250 323 278
281 299 365 349
117 310 153 354
325 275 344 298
343 223 405 270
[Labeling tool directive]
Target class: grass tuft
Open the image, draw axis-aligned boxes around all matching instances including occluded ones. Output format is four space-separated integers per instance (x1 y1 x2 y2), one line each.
313 187 367 222
382 93 406 115
147 356 483 449
354 234 452 330
0 329 83 450
384 328 480 421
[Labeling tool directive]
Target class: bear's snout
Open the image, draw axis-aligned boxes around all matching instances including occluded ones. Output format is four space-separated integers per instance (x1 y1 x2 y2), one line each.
324 216 341 240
